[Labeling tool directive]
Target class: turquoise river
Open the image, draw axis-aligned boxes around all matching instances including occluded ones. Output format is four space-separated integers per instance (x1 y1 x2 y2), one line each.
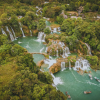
14 36 100 100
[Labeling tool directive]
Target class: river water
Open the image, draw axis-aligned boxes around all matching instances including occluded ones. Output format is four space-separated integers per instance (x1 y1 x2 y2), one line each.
14 35 100 100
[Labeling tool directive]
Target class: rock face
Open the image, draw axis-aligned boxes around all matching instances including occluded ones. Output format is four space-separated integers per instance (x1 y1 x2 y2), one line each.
47 40 63 56
37 60 44 67
77 6 84 16
49 56 76 73
49 62 61 74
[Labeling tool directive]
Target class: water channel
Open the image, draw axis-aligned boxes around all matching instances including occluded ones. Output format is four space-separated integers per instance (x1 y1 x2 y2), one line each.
14 36 100 100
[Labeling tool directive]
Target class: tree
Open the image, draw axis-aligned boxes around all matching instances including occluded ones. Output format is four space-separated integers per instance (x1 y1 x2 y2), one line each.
56 15 64 25
1 13 8 25
91 4 99 12
83 3 90 12
10 15 19 31
54 6 61 16
37 19 46 31
44 27 51 34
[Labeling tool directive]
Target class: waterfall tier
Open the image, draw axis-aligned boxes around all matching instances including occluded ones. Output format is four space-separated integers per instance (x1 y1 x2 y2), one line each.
46 41 70 57
51 73 63 86
61 62 66 71
40 47 44 53
69 61 71 70
19 22 25 37
73 58 90 71
30 30 32 36
85 43 92 55
5 26 14 41
1 28 7 36
11 26 17 40
37 32 46 42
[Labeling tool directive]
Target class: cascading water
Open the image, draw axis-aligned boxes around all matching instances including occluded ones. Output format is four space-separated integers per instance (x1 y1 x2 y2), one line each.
53 28 57 33
30 30 32 36
69 61 71 70
19 22 25 37
42 34 46 42
56 50 58 57
40 47 44 53
44 57 56 68
37 32 46 42
1 28 7 35
73 58 90 71
5 26 14 41
62 47 70 58
10 26 17 40
45 47 48 53
58 27 61 32
85 43 92 55
51 73 63 86
61 62 66 71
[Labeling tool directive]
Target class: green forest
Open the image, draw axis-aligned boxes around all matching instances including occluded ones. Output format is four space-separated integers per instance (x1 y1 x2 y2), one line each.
0 0 100 100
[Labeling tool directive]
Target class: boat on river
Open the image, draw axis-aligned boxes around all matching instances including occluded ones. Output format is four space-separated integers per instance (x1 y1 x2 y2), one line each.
66 92 71 99
88 74 93 80
94 77 100 82
84 91 91 94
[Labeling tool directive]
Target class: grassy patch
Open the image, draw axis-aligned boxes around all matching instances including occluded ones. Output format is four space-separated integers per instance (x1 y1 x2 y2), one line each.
0 61 18 88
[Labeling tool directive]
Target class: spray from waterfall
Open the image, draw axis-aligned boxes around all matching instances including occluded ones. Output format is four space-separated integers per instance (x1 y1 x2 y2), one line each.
51 73 63 86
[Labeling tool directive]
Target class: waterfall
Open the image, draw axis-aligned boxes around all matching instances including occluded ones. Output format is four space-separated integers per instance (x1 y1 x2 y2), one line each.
58 27 61 31
61 42 65 47
30 30 32 36
42 34 46 42
56 50 58 57
40 47 44 53
85 43 92 55
37 32 46 42
62 47 70 58
1 28 7 35
44 57 56 68
62 48 65 58
10 26 17 40
53 28 57 33
69 61 71 70
51 73 63 86
19 22 25 37
37 32 43 42
49 49 52 56
5 26 14 41
61 62 66 71
66 47 70 54
45 47 48 53
73 58 90 71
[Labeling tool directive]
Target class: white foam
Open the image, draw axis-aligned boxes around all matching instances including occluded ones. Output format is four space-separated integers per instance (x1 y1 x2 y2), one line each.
44 59 56 68
18 41 22 44
51 73 63 85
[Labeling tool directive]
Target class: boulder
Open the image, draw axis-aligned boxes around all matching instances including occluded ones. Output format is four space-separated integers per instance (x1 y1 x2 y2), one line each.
49 62 61 73
37 60 44 67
